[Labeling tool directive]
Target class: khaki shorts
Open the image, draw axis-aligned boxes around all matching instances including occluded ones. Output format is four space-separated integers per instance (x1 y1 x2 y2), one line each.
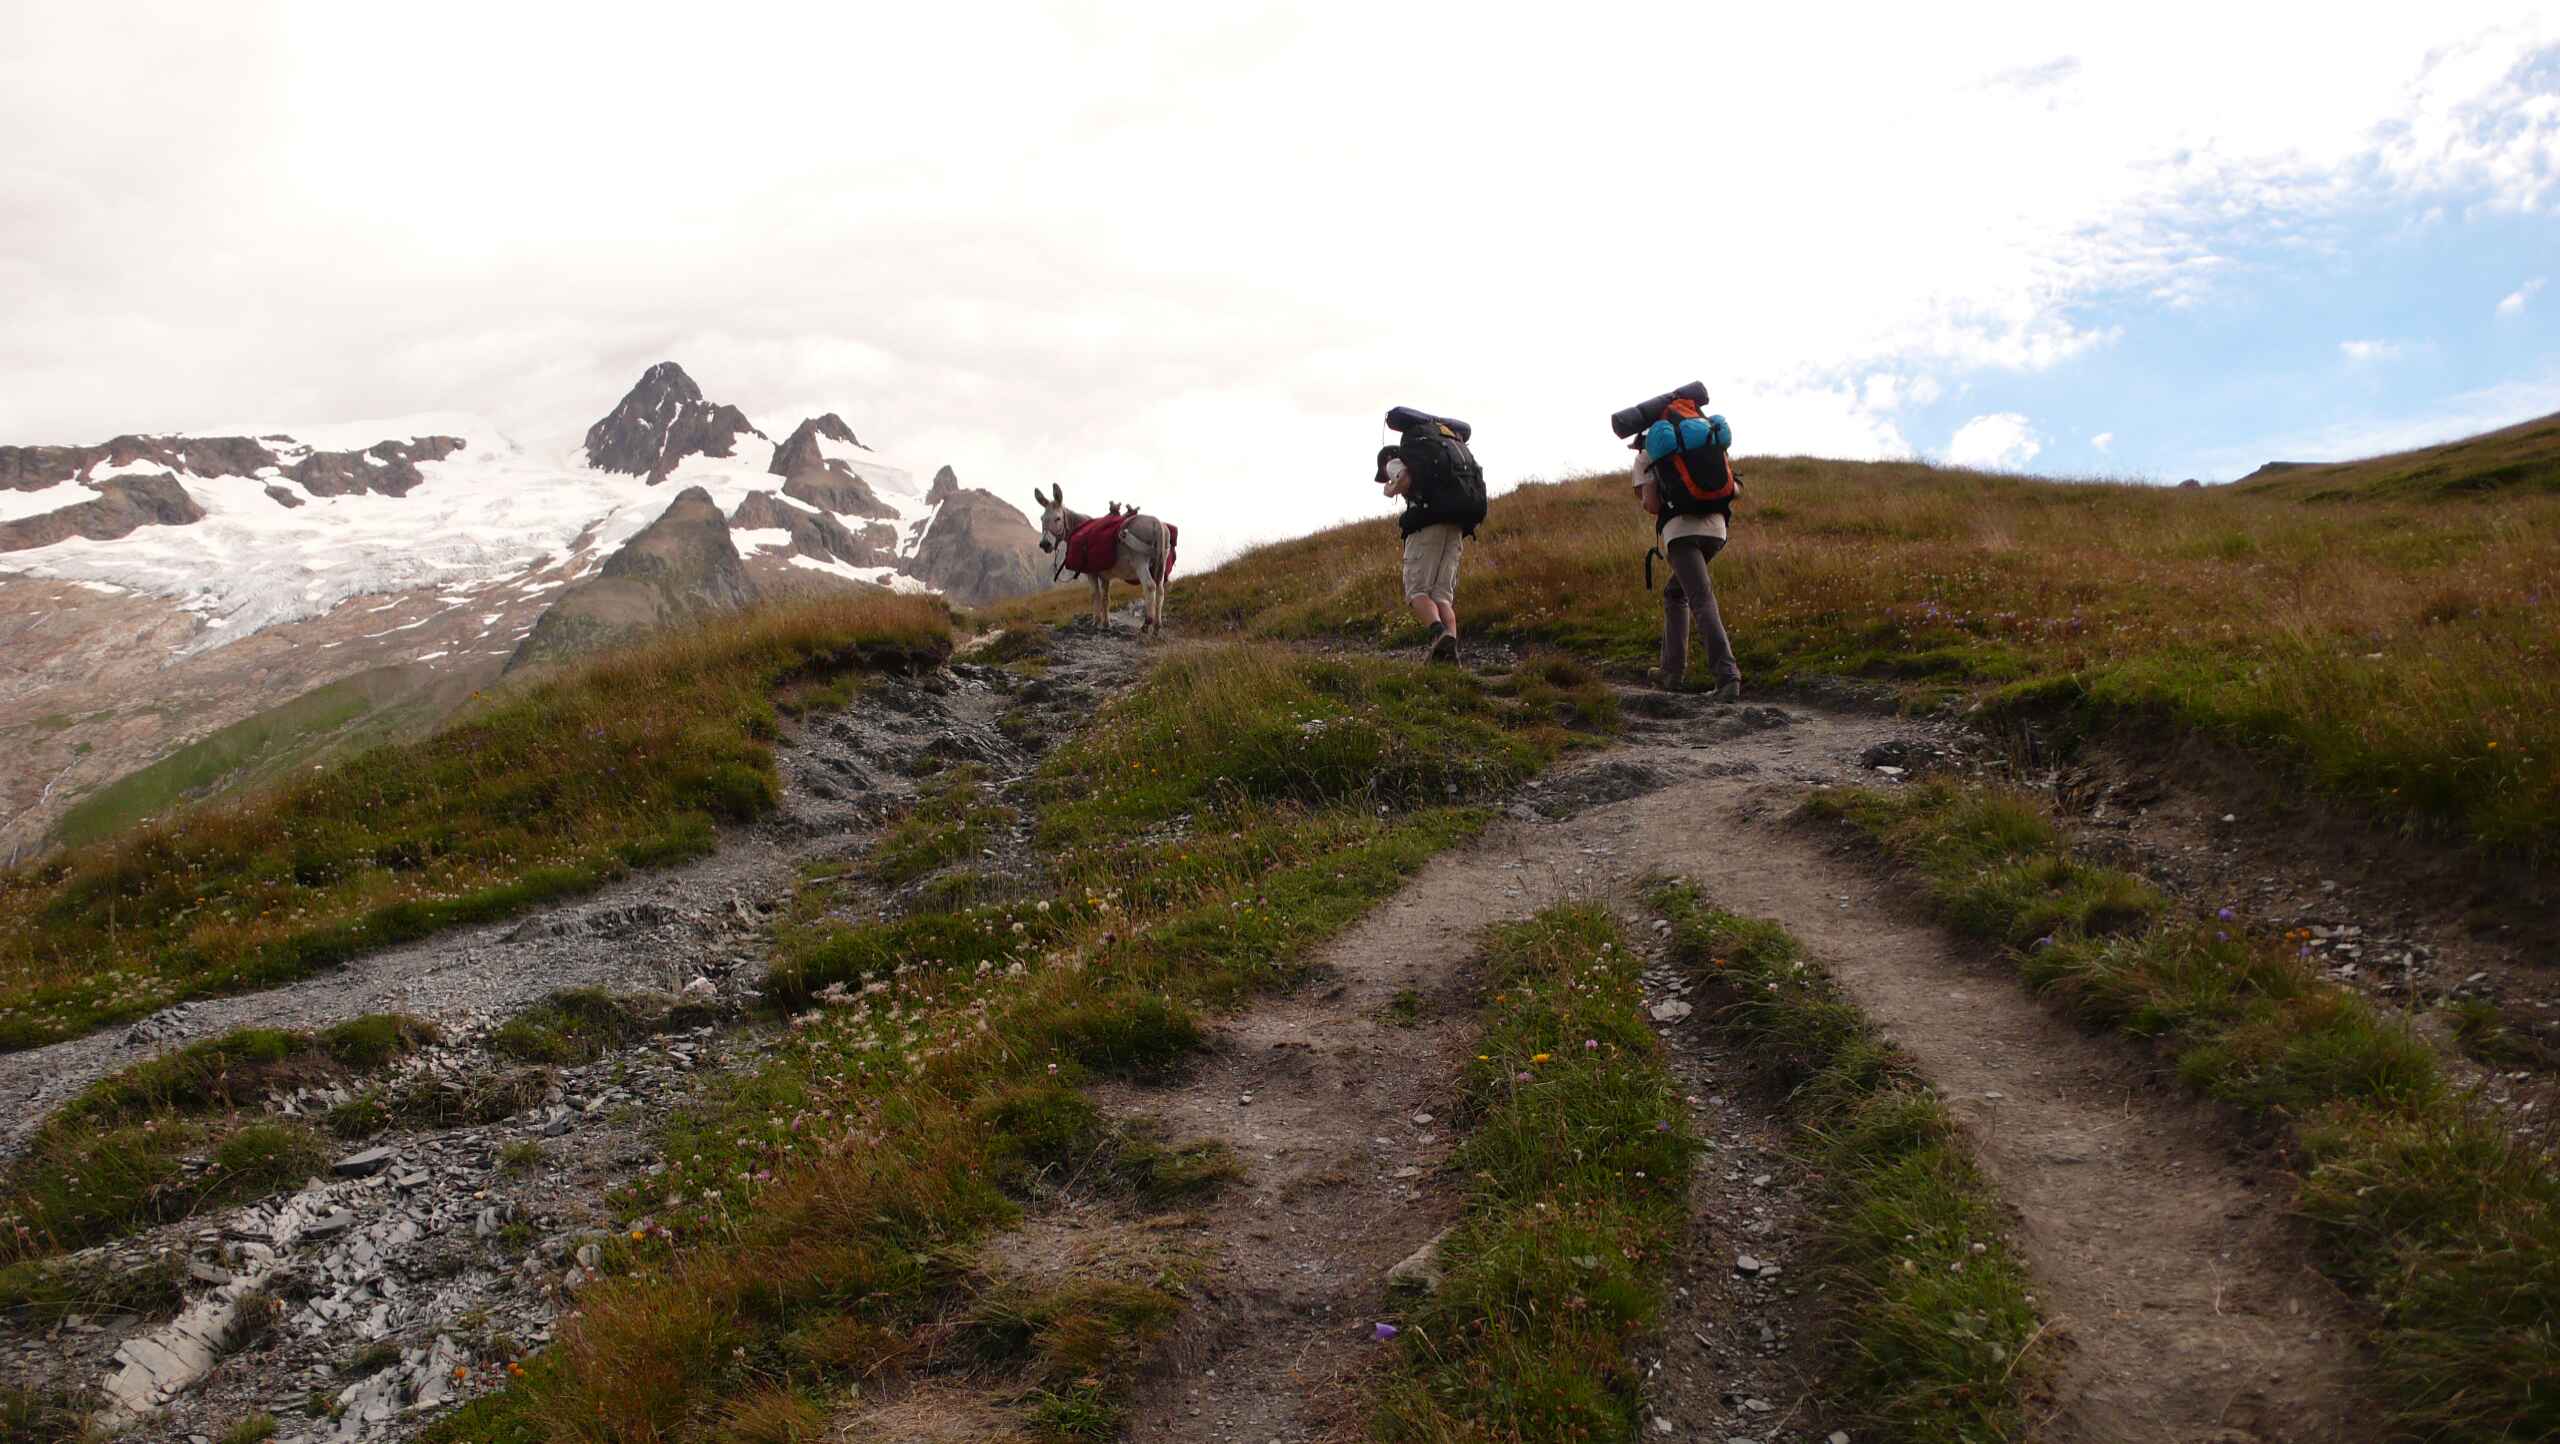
1400 523 1464 605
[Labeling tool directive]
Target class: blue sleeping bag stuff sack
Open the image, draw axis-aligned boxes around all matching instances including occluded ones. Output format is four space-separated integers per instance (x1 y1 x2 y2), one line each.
1643 414 1733 461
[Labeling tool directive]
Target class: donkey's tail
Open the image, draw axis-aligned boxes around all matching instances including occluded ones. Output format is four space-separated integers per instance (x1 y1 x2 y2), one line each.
1154 523 1179 584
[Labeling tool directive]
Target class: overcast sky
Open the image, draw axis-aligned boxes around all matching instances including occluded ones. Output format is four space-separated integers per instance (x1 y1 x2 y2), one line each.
5 3 2557 562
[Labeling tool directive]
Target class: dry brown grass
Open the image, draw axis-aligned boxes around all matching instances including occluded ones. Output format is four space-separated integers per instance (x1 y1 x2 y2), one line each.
1093 432 2559 855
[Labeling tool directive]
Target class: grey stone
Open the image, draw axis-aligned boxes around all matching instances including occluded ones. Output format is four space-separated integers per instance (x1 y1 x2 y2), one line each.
334 1147 396 1177
303 1210 359 1241
1386 1227 1454 1295
1649 999 1693 1023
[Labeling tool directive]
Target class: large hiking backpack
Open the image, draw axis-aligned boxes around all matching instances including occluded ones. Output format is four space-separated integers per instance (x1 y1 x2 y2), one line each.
1392 412 1488 538
1644 398 1735 526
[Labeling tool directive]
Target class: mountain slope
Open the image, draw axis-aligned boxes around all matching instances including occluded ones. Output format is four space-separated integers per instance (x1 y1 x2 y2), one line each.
0 363 1047 852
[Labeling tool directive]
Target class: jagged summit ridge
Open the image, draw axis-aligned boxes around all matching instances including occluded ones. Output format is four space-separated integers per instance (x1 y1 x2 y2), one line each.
0 361 1046 647
581 361 763 483
772 413 895 519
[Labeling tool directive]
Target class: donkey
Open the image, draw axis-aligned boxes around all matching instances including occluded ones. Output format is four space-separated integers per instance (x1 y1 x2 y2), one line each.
1034 485 1174 634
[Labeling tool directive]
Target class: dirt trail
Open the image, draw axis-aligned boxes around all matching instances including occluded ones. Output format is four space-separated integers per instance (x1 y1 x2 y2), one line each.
1095 822 1606 1441
1115 689 2368 1444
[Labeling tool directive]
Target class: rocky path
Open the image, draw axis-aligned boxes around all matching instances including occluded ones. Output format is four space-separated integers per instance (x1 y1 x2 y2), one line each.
1109 688 2370 1444
0 659 990 1158
1 632 1152 1444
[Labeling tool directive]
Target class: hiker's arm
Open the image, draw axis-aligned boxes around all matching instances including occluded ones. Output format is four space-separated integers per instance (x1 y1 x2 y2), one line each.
1635 477 1660 515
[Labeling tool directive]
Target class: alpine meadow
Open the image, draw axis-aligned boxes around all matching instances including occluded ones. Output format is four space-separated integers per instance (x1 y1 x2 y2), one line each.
5 8 2560 1444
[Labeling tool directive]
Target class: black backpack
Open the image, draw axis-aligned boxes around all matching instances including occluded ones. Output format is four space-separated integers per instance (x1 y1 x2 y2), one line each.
1397 421 1488 538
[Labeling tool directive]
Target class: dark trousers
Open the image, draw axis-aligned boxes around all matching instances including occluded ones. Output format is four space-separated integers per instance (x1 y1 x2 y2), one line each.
1661 535 1739 685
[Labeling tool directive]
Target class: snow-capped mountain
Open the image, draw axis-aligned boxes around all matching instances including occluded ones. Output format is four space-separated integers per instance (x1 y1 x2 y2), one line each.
0 363 1047 856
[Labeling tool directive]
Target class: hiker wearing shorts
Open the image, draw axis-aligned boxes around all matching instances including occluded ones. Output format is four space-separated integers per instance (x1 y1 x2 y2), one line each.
1635 445 1741 700
1379 445 1463 663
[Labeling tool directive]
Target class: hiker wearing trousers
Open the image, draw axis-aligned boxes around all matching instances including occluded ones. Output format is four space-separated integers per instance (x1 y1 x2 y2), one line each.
1379 445 1463 663
1635 450 1741 699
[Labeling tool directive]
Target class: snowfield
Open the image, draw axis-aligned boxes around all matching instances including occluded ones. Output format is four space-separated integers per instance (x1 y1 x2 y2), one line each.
0 415 949 654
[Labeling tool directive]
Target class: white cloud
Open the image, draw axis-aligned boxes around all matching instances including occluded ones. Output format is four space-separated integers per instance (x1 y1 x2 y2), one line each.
0 5 2554 561
2340 339 2403 362
2499 277 2548 315
2371 32 2560 213
2091 431 2115 451
2185 370 2560 479
1946 413 2043 470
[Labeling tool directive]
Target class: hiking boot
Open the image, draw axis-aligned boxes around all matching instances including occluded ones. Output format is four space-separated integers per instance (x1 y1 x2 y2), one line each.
1707 678 1742 703
1644 667 1693 693
1429 631 1460 664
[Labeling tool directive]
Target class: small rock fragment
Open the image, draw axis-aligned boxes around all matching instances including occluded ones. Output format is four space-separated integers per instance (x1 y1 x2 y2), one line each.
1387 1227 1453 1294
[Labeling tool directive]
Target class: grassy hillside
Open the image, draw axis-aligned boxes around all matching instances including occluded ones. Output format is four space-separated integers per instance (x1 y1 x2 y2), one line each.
49 664 476 850
2234 410 2560 499
0 594 950 1049
1056 418 2559 858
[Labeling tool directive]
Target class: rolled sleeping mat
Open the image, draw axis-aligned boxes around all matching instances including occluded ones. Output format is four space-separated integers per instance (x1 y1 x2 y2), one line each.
1385 406 1472 442
1608 380 1710 438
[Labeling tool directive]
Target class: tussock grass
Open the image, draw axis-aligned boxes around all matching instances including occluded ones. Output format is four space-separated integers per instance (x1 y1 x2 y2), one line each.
1 1385 101 1444
0 594 951 1050
434 641 1554 1443
1650 883 2042 1443
486 988 712 1066
3 1015 430 1262
1811 780 2560 1439
1375 905 1697 1442
866 764 1015 885
0 1248 184 1326
1111 435 2560 857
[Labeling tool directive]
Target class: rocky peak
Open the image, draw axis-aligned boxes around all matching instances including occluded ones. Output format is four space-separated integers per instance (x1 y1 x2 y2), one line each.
507 486 756 669
772 412 862 463
729 490 893 568
928 466 960 506
582 362 761 484
904 484 1046 608
770 414 895 519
